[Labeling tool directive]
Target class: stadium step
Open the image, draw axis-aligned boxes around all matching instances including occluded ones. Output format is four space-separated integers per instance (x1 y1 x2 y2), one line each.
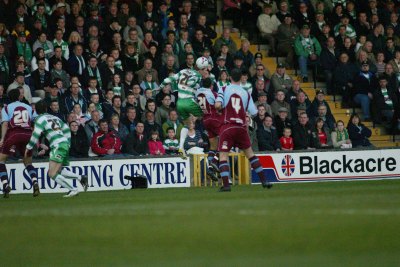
371 140 400 148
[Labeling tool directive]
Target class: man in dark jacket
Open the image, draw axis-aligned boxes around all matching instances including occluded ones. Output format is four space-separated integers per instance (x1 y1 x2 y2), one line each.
352 61 378 121
257 115 281 151
292 112 317 150
333 52 358 107
319 37 339 94
123 122 149 155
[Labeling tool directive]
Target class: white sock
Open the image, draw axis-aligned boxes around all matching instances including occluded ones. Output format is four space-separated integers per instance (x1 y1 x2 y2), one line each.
61 169 81 181
179 127 189 150
55 174 74 191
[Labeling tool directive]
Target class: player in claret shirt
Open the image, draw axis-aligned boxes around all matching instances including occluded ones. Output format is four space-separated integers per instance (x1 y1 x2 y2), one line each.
215 68 273 192
0 89 39 198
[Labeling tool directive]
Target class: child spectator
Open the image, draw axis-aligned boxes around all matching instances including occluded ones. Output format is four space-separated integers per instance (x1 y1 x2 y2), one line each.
107 73 125 101
148 130 165 155
163 127 179 155
280 127 294 151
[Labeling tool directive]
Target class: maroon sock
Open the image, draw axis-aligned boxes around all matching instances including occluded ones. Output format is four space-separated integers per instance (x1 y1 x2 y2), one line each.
219 160 230 187
249 156 266 184
0 163 8 185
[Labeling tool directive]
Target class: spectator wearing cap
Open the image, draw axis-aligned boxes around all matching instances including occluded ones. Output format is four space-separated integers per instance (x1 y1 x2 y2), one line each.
274 107 292 138
257 115 281 151
276 1 291 23
13 31 33 64
276 14 299 67
308 89 333 117
255 91 272 116
240 0 262 42
270 63 293 95
213 28 238 55
351 61 378 121
257 4 281 56
294 24 322 82
271 89 291 120
249 52 270 78
251 64 270 92
319 37 339 94
235 39 254 70
7 72 32 103
212 56 228 79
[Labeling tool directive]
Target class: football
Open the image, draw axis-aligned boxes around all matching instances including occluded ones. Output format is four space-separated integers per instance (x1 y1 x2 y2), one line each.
196 56 209 69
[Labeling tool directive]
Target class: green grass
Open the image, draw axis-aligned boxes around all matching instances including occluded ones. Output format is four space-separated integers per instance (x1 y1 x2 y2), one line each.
1 180 400 267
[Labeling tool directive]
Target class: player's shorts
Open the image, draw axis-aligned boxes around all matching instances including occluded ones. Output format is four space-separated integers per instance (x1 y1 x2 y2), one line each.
217 124 251 152
177 98 203 120
49 142 70 166
203 117 222 139
1 128 32 156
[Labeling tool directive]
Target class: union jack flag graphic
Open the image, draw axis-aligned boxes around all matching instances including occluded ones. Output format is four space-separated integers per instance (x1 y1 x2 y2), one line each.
281 155 295 176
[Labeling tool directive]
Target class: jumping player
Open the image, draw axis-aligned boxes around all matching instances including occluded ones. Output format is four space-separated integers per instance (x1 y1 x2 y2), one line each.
25 101 88 198
215 68 273 192
0 88 39 198
159 56 210 158
195 77 222 181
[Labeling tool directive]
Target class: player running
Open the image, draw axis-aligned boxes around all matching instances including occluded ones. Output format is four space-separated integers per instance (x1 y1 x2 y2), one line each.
159 56 210 158
195 77 222 181
25 101 88 198
0 89 39 198
215 68 273 192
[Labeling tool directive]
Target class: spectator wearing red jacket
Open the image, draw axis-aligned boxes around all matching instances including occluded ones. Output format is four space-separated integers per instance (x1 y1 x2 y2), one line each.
91 119 122 157
148 130 165 155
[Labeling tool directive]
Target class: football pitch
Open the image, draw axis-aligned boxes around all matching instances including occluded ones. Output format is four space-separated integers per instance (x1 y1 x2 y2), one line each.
0 180 399 267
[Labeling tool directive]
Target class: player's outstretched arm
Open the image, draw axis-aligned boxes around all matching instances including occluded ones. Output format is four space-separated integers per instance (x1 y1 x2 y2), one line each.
159 74 178 91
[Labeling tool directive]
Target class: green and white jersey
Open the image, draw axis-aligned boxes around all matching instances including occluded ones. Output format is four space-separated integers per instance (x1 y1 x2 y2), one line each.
240 81 253 94
27 114 71 151
53 40 70 59
160 68 202 99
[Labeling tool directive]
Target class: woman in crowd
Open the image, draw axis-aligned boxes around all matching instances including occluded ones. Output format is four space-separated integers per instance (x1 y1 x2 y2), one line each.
331 120 352 149
314 118 333 149
347 114 373 148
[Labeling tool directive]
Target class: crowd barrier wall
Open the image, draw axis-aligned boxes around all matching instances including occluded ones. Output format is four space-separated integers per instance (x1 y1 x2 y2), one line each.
4 148 400 194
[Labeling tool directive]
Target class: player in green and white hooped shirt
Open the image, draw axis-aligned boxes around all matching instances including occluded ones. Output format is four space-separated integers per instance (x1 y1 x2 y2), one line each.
25 101 89 198
159 56 210 157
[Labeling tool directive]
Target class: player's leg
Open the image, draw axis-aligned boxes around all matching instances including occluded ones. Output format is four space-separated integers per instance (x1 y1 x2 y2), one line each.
207 136 219 172
0 153 11 198
49 160 78 197
23 154 40 197
243 147 273 189
217 126 233 191
58 143 89 192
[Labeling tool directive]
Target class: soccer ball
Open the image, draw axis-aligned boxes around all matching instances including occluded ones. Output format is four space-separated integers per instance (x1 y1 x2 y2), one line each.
196 57 209 70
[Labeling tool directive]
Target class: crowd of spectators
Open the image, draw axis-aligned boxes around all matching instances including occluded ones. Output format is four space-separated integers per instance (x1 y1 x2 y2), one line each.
0 0 399 159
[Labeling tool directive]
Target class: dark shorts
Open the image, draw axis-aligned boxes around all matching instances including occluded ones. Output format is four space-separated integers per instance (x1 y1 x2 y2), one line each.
217 124 251 152
203 117 222 139
1 128 32 156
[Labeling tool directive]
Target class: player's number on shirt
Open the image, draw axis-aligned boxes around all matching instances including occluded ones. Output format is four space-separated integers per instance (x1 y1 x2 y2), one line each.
179 73 190 86
47 119 61 131
231 97 241 114
13 110 29 126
